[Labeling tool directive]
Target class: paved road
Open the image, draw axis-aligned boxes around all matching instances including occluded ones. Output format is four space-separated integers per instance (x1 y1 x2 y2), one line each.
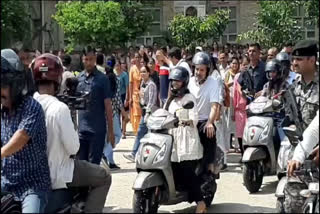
103 127 278 213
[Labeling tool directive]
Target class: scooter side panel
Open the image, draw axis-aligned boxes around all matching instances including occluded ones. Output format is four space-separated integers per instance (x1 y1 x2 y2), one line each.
242 147 267 162
275 176 288 197
132 171 164 190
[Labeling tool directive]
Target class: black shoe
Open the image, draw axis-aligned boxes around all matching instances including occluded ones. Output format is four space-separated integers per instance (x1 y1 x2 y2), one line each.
109 163 120 170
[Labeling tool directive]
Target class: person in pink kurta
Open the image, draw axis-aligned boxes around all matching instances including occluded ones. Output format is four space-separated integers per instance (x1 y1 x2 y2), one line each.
233 55 250 157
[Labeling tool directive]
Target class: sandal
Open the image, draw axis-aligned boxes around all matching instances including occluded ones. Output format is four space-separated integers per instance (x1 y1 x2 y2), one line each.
195 201 207 213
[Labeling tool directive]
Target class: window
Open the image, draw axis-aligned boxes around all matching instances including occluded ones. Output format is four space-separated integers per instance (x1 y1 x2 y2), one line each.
136 5 162 46
186 6 198 17
293 5 316 39
212 6 237 43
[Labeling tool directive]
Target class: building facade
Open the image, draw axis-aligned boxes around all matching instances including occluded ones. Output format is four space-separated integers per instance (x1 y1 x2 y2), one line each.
14 0 319 51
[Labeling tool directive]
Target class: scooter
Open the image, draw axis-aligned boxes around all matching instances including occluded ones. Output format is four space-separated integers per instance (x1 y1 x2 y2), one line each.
296 160 319 214
132 101 217 213
242 96 284 193
275 122 300 213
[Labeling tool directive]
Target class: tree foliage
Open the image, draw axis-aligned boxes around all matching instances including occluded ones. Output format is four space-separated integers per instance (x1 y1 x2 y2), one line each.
1 0 30 47
168 10 230 51
299 0 319 25
53 0 151 52
237 1 303 49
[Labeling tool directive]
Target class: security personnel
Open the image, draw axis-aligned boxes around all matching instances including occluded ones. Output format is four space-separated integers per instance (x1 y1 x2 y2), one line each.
291 40 319 131
284 40 319 213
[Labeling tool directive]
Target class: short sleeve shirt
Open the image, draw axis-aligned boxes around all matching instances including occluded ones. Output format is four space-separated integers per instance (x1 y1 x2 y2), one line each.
238 61 267 94
1 96 51 201
118 71 129 96
188 76 221 121
76 68 112 134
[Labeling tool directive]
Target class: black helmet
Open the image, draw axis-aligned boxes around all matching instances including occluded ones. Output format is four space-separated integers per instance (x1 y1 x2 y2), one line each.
265 59 282 81
1 49 26 107
169 66 190 97
276 52 291 78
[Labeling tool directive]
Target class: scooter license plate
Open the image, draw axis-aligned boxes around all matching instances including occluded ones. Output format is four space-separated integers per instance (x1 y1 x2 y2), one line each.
308 182 319 193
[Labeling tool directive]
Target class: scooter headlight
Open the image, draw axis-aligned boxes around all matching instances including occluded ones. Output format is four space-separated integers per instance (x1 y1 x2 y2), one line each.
258 124 269 141
153 144 167 164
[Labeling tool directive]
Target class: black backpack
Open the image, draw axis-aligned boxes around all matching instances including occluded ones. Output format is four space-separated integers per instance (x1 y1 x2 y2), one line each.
1 192 21 214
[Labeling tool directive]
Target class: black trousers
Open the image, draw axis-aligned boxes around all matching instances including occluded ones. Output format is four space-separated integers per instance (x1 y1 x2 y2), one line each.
171 160 203 203
197 120 217 170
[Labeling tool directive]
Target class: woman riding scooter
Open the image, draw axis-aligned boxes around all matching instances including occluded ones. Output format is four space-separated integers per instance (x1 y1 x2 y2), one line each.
164 66 207 213
261 59 290 156
261 59 290 98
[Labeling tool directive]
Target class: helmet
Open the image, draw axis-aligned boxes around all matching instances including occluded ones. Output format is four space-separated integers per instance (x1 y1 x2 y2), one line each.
1 49 26 106
192 51 211 67
169 66 190 97
192 52 212 83
276 52 291 78
32 53 63 86
265 59 282 81
276 52 291 62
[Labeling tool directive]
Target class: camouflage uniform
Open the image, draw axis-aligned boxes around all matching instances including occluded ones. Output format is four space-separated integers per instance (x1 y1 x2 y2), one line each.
292 71 319 131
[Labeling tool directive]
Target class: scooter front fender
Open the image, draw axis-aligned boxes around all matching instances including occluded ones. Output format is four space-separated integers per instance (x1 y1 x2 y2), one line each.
275 176 287 198
242 147 267 162
133 171 164 190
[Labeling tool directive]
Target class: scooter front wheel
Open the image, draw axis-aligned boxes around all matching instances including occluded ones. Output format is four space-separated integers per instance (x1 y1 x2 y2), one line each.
243 161 264 193
133 188 159 213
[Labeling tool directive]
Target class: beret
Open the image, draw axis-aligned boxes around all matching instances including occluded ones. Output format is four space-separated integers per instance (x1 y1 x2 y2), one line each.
292 40 318 57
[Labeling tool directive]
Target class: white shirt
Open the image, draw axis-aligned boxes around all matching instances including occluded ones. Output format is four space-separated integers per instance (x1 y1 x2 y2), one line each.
168 93 203 162
211 70 225 105
293 110 319 163
33 92 80 189
218 64 230 80
188 76 221 121
168 59 192 77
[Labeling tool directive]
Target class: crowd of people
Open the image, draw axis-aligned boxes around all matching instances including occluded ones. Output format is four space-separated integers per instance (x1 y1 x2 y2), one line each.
1 38 319 213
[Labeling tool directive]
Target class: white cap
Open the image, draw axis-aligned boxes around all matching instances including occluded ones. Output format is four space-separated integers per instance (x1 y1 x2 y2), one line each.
196 46 203 51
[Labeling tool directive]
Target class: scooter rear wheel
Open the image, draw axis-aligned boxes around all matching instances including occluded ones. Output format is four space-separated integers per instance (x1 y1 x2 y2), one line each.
133 188 159 213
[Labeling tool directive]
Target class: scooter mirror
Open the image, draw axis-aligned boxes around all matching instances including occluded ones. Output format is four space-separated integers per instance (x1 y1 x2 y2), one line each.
182 100 194 110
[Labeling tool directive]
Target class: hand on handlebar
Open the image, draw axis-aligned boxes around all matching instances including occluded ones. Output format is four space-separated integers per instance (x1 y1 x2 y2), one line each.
287 160 302 177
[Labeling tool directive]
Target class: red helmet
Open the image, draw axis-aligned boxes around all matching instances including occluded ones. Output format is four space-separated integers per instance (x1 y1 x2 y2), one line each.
32 53 63 84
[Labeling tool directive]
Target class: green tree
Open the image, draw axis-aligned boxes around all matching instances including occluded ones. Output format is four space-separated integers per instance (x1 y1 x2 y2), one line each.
237 1 303 49
168 10 230 51
53 0 151 52
1 0 31 48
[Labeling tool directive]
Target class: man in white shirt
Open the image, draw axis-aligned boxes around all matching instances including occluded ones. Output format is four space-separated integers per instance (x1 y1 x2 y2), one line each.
31 53 111 213
162 47 192 78
188 52 222 177
218 51 230 80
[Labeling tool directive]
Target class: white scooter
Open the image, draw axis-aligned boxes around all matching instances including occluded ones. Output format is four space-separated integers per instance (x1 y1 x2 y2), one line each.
242 96 284 193
132 101 217 213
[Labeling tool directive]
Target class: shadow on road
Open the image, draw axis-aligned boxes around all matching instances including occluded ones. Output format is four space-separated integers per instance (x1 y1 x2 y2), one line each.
252 180 279 195
110 168 137 174
172 202 276 213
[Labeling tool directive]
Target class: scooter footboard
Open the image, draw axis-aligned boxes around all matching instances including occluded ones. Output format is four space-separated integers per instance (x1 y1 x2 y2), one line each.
133 171 164 190
242 147 267 162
